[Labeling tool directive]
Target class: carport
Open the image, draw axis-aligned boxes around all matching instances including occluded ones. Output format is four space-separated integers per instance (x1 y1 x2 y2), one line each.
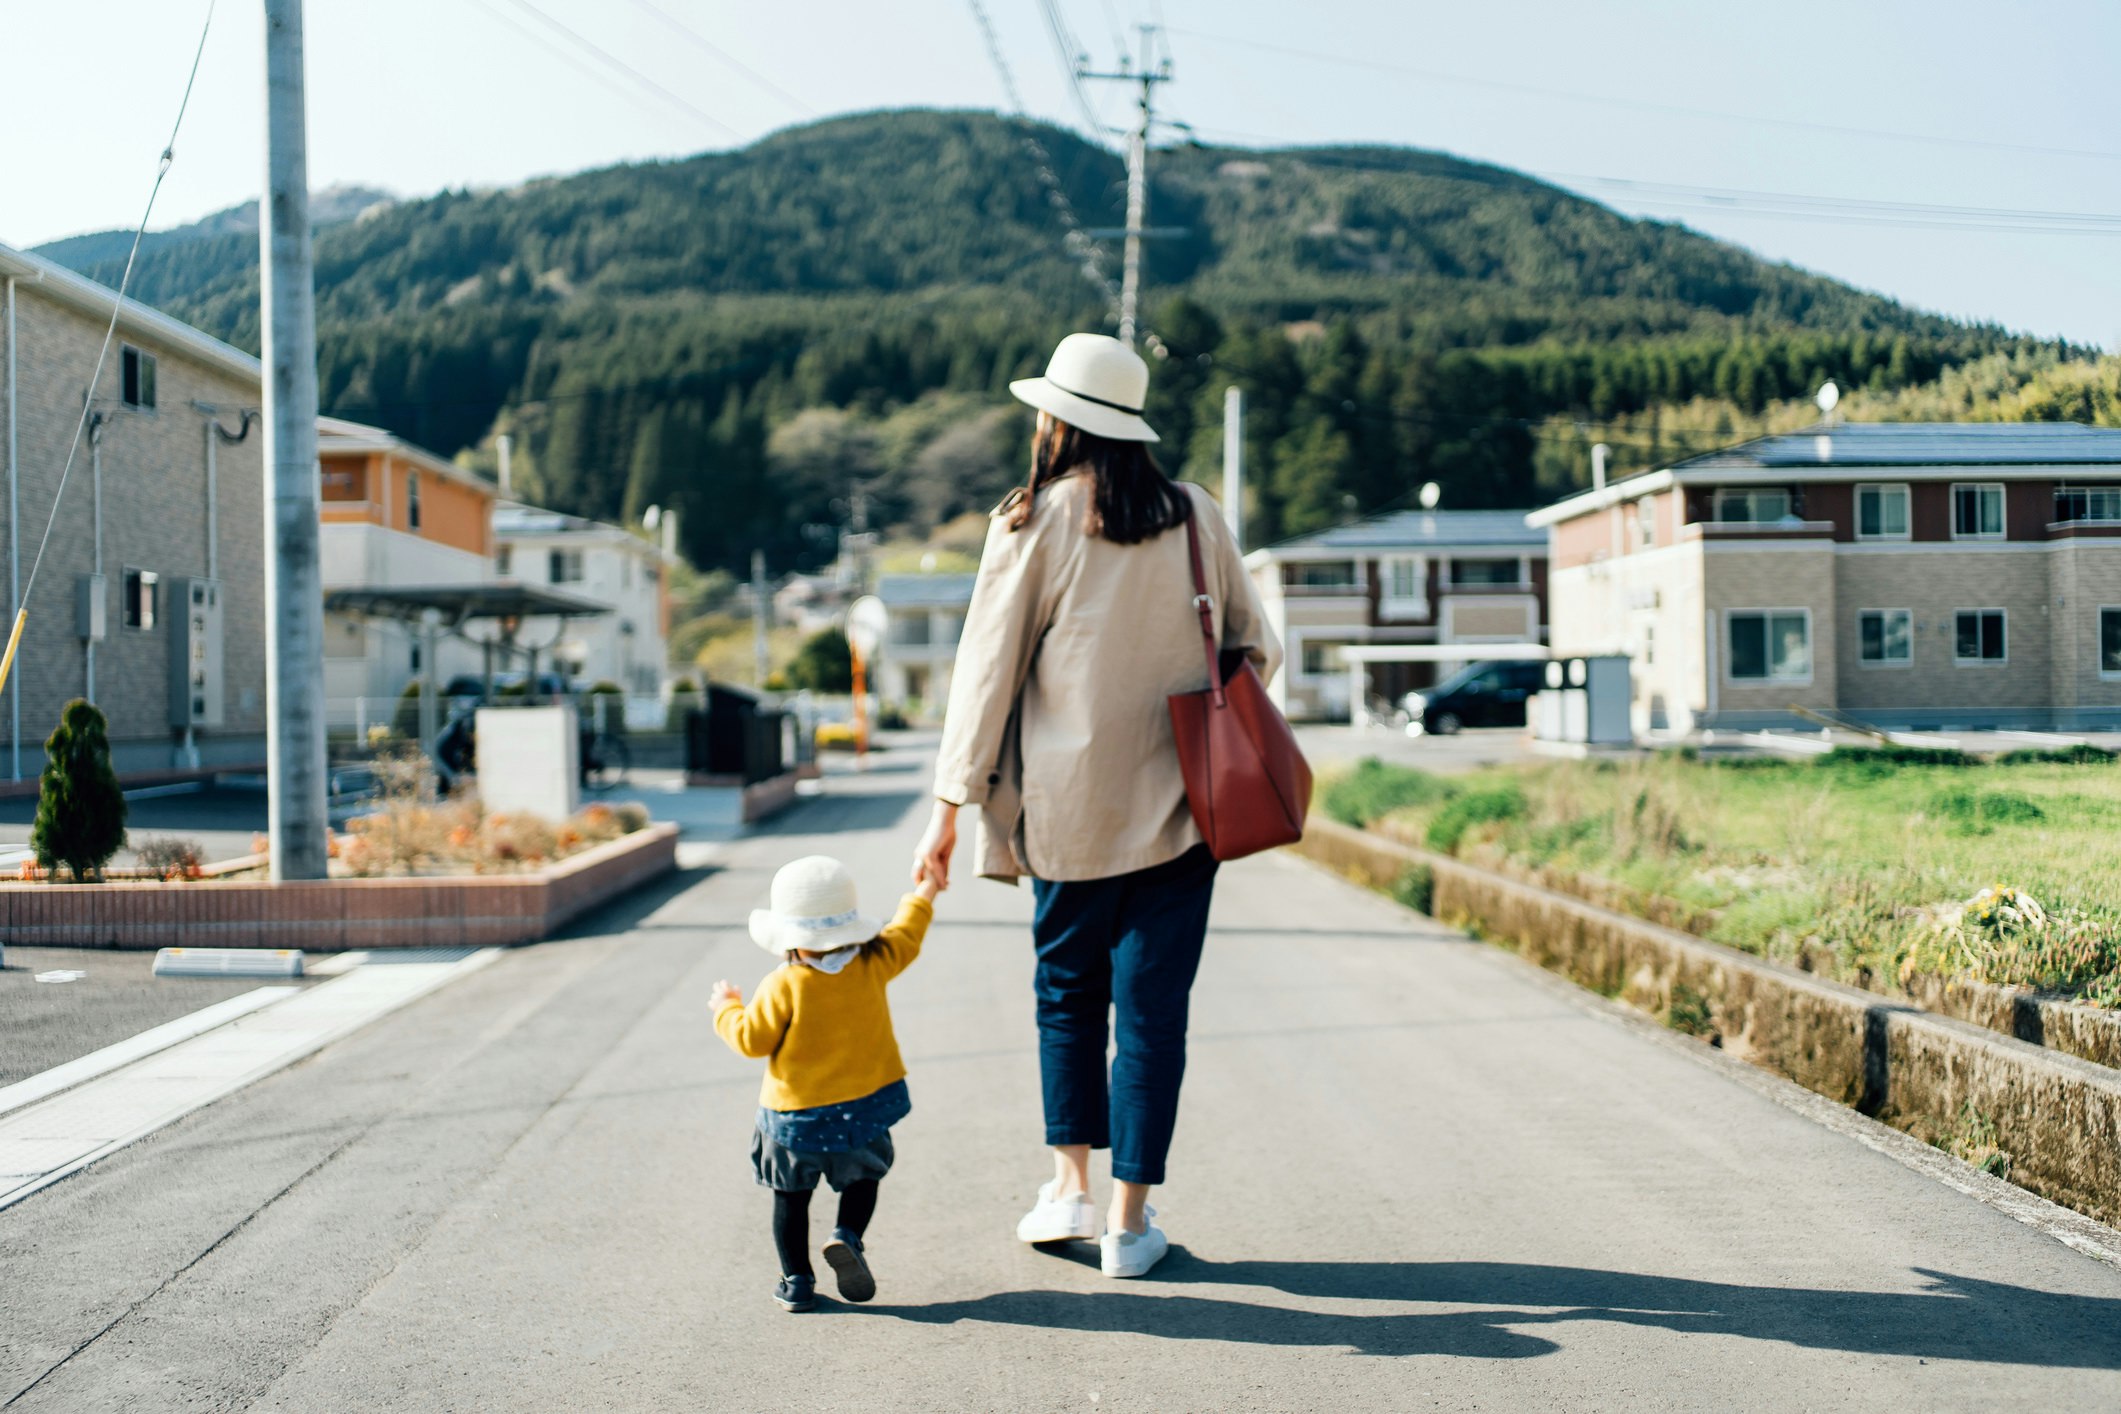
1341 641 1550 730
321 583 611 748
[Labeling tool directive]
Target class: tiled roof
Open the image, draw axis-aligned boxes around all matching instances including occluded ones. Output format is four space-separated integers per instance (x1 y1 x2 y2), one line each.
1263 508 1546 553
1673 422 2121 470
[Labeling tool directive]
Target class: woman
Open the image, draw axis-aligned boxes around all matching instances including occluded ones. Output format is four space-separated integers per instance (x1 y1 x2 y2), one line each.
913 332 1280 1279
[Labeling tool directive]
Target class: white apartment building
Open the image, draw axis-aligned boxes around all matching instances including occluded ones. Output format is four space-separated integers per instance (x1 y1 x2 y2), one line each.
492 502 668 695
873 572 973 708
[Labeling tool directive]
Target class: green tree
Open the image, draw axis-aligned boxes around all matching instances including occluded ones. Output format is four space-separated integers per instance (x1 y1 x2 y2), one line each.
32 700 128 881
784 628 853 693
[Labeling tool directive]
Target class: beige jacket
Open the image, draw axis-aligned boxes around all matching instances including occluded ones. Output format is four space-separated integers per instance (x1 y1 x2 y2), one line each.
933 475 1281 883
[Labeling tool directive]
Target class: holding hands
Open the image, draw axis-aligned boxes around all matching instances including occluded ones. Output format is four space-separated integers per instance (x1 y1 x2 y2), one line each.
913 800 959 895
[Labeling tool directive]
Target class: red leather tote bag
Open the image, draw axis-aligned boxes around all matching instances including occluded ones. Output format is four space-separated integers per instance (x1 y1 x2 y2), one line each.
1166 511 1313 861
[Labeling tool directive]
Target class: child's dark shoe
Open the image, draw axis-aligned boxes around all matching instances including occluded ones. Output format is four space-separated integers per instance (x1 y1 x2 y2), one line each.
822 1229 876 1303
774 1274 817 1312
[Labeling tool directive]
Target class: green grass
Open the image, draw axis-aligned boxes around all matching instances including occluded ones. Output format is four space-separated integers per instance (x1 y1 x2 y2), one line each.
1314 750 2121 1006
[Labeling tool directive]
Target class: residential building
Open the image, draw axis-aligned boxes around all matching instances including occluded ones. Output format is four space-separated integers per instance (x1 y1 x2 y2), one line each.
491 502 668 695
1530 422 2121 734
873 572 973 707
1245 510 1549 720
318 417 499 723
0 242 267 778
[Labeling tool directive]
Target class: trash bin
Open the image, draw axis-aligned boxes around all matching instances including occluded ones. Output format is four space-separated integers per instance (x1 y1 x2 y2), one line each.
686 683 788 785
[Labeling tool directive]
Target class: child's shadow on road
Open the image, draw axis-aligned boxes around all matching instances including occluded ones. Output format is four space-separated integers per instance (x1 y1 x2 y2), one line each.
868 1246 2121 1366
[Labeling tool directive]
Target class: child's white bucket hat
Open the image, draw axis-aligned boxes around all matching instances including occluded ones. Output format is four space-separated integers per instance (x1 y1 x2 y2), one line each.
1009 333 1160 443
749 855 880 955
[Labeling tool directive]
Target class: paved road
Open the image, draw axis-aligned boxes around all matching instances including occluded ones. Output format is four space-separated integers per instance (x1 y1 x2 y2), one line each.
4 755 2120 1411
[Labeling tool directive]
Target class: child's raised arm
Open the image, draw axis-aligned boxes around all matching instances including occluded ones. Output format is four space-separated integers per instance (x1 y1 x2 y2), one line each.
867 892 934 980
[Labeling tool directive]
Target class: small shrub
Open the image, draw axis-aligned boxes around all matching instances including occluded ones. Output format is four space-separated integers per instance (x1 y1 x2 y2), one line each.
877 703 911 731
1425 784 1525 854
1995 743 2116 765
135 835 204 881
1927 788 2045 833
665 679 701 733
784 628 853 693
1940 1101 2013 1180
1317 758 1455 828
391 681 427 739
1666 982 1716 1039
1819 744 1976 776
1390 864 1433 915
584 680 627 735
611 802 651 833
32 700 128 881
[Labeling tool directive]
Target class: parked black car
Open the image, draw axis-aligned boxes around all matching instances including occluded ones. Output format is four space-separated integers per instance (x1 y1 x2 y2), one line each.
1404 659 1547 735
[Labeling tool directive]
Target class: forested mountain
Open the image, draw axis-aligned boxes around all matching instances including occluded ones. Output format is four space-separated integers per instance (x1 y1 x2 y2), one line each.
37 110 2061 571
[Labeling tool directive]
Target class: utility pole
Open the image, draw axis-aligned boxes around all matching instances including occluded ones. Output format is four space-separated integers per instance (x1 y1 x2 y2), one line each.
750 549 770 688
1222 385 1244 548
1080 27 1175 346
261 0 329 880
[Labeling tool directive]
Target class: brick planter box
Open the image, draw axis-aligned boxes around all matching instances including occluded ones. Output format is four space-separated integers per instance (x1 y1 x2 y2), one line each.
0 823 679 951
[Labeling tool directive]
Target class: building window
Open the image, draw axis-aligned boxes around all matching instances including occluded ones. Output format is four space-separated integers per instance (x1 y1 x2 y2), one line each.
1299 640 1347 677
2102 609 2121 676
1450 557 1521 587
410 640 422 674
120 346 157 410
2055 485 2121 524
1288 561 1357 589
496 546 512 577
1727 610 1810 682
406 471 421 531
1951 483 2005 539
1856 484 1910 539
122 568 158 630
1640 623 1656 667
1637 498 1656 549
549 548 584 584
1858 608 1912 665
1379 555 1422 603
1713 488 1793 523
1954 609 2007 663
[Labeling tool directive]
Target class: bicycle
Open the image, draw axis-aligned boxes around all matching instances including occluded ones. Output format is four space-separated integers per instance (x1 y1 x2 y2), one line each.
581 729 631 791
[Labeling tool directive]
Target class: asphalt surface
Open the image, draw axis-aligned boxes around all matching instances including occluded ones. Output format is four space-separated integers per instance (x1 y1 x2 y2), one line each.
0 947 272 1086
3 755 2120 1410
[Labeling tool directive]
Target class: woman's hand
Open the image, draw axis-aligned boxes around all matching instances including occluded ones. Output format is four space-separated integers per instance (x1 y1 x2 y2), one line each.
913 800 960 893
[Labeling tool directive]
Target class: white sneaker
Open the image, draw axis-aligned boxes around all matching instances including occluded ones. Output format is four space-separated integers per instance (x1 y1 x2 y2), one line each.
1016 1179 1098 1243
1099 1216 1169 1278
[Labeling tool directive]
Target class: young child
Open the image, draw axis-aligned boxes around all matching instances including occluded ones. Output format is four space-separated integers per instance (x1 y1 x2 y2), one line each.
711 854 938 1312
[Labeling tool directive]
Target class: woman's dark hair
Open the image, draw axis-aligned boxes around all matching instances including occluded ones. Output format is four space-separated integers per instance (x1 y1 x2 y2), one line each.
1006 415 1191 544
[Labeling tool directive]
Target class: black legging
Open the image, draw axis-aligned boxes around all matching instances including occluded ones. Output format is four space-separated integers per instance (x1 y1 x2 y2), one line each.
772 1180 880 1278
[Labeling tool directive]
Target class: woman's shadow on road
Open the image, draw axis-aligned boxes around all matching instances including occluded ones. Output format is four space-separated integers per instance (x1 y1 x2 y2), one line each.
870 1247 2121 1366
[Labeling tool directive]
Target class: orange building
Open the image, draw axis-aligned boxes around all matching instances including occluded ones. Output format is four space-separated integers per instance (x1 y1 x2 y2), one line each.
317 417 500 727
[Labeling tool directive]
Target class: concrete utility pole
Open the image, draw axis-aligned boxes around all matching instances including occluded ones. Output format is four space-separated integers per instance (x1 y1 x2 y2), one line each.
261 0 329 880
1222 384 1244 548
1080 28 1175 346
750 549 770 687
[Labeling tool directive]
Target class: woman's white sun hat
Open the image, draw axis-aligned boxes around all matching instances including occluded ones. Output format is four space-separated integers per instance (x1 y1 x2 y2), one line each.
749 855 881 956
1010 332 1160 443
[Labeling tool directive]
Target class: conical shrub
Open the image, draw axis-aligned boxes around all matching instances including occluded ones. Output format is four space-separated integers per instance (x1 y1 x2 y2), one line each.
31 699 128 881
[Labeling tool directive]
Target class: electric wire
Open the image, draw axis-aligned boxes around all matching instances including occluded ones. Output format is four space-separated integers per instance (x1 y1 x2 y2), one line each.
20 0 217 610
963 0 1122 320
618 0 815 118
1167 26 2121 167
493 0 739 138
461 0 701 126
1036 0 1111 137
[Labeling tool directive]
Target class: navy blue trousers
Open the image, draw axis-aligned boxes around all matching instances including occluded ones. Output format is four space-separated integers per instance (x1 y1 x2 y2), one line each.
1030 844 1218 1186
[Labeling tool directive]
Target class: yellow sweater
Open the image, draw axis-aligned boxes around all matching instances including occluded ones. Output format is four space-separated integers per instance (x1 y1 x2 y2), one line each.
714 894 931 1112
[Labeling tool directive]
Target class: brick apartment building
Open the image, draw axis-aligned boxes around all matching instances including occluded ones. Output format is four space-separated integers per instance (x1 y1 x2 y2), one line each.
0 242 267 779
1531 422 2121 734
1244 510 1549 720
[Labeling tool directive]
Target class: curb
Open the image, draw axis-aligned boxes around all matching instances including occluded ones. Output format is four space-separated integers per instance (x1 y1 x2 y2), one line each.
1290 816 2121 1229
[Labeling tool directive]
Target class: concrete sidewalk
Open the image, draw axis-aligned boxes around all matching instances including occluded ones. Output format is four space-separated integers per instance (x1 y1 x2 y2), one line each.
3 760 2119 1410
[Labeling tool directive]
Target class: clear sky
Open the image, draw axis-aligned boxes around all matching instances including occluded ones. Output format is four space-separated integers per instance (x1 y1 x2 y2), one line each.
2 0 2116 347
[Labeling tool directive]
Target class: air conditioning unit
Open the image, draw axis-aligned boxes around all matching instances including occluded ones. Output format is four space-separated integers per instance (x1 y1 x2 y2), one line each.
168 578 224 728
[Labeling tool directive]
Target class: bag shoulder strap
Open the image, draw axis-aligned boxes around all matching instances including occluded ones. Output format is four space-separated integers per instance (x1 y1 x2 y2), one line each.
1181 509 1225 707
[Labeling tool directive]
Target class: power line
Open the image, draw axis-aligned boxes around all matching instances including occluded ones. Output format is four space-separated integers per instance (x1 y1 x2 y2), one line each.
1168 26 2121 167
462 0 697 126
492 0 739 139
1035 0 1110 137
19 1 218 615
617 0 815 118
961 0 1122 320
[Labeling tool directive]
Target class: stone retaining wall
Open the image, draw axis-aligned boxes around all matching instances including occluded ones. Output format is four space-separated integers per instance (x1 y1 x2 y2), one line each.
1292 817 2121 1227
0 824 679 951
